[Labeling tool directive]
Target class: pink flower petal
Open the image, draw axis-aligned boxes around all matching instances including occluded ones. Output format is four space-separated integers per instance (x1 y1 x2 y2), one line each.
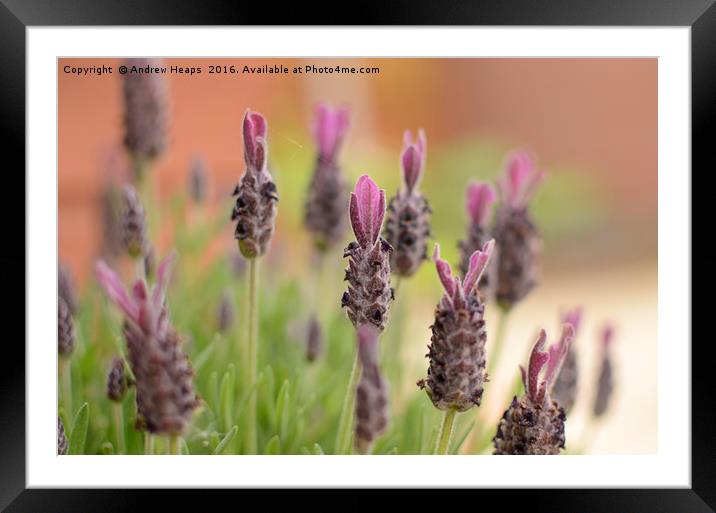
242 110 268 171
526 329 549 403
432 244 456 298
353 175 384 246
95 260 139 324
242 110 256 169
132 281 147 302
349 192 366 247
499 150 544 209
249 111 266 139
562 306 583 335
254 137 267 171
465 182 496 225
462 239 495 294
545 323 575 389
152 251 177 309
313 104 350 162
417 129 427 158
401 129 427 191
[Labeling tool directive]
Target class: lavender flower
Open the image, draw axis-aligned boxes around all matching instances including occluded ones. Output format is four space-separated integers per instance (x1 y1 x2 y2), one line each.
107 357 130 402
418 240 495 412
96 253 199 436
58 296 75 356
99 182 124 262
493 151 545 310
551 307 583 413
58 416 68 455
384 129 432 278
304 104 350 251
58 263 78 315
593 324 615 418
189 154 209 204
458 182 497 297
121 184 149 259
305 313 323 362
354 324 389 454
217 291 234 333
122 58 169 164
143 244 156 282
231 110 279 259
493 324 574 455
341 175 393 331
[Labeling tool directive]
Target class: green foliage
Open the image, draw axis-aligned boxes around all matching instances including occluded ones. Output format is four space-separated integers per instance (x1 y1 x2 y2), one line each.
69 403 89 455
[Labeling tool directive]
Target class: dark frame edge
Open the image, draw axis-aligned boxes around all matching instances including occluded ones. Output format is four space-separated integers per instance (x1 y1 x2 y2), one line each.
0 0 27 511
1 0 713 510
691 0 716 510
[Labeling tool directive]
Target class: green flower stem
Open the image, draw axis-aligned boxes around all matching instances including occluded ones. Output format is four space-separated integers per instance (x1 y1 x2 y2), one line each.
334 350 361 455
244 257 259 454
145 432 154 455
169 434 180 455
435 408 458 455
135 257 146 282
60 357 72 417
113 403 125 455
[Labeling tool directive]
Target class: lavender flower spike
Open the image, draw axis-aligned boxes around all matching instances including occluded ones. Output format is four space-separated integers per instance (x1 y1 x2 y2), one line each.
552 306 583 413
58 417 68 455
58 263 78 315
384 129 432 277
342 175 393 330
306 313 324 362
189 154 209 204
418 240 495 412
121 184 149 260
458 181 497 299
314 103 350 164
593 323 616 417
349 175 386 248
354 324 389 454
96 252 199 436
493 324 575 455
107 356 130 402
304 104 351 251
122 58 169 164
493 150 545 309
58 296 75 356
498 150 546 210
231 109 279 258
401 129 427 192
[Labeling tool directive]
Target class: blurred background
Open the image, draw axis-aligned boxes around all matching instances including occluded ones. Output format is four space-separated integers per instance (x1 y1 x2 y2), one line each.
58 58 656 454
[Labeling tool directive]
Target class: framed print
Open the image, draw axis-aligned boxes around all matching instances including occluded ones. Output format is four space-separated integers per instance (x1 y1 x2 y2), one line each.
2 0 713 511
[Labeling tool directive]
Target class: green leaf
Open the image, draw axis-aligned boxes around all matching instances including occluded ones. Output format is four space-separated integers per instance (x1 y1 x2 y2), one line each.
310 443 325 455
451 421 474 455
207 371 219 415
264 435 281 455
213 426 239 455
274 380 290 441
181 438 190 455
68 402 89 455
193 334 220 374
100 442 114 455
219 365 236 433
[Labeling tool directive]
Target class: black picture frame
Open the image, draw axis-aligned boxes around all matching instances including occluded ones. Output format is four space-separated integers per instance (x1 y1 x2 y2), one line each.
2 1 712 511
